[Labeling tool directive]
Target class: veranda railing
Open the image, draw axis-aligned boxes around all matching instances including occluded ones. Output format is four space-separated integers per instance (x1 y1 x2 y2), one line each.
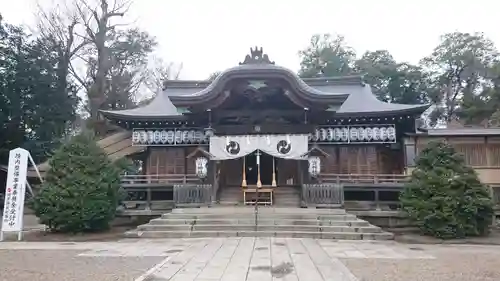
119 174 212 210
318 173 409 184
121 174 199 186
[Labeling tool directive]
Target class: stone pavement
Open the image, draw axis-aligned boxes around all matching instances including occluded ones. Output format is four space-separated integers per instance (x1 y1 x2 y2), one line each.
0 238 499 281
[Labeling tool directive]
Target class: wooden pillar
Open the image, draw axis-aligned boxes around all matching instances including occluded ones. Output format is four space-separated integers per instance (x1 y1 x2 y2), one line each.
272 157 277 187
256 150 262 187
242 157 247 187
211 161 218 204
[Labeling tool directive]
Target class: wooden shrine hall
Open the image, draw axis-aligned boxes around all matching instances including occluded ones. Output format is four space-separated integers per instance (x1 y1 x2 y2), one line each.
100 47 430 208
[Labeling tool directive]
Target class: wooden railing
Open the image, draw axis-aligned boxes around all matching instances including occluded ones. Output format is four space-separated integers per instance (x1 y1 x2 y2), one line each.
120 186 174 212
302 183 344 207
121 174 199 187
173 184 212 207
118 174 208 212
117 174 500 216
318 173 409 185
343 185 403 211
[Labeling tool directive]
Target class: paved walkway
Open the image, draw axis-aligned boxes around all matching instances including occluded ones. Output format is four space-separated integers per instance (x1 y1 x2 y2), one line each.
0 238 499 281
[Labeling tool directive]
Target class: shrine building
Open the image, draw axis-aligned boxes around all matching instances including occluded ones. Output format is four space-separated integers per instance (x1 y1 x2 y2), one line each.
99 47 431 208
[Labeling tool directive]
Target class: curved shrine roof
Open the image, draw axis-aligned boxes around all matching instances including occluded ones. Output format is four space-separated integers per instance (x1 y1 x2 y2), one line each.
100 47 429 121
100 90 184 121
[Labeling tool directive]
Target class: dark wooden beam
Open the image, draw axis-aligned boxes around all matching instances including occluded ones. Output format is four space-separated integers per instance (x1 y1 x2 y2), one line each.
214 124 314 135
214 109 305 119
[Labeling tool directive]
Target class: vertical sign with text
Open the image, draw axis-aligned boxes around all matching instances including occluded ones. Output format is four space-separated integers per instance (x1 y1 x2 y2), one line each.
1 148 29 233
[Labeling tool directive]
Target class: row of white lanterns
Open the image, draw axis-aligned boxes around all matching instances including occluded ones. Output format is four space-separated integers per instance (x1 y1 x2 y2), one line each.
132 125 397 145
132 130 208 145
310 126 396 143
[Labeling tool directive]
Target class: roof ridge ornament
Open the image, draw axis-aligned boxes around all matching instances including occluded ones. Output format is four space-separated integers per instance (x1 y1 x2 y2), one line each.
239 46 275 65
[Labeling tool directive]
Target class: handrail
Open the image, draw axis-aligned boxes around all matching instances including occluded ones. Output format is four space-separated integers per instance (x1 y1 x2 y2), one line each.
318 173 409 184
121 174 199 185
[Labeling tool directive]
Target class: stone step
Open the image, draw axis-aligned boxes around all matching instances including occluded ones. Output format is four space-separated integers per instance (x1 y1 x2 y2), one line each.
125 230 394 240
138 224 382 233
170 207 348 215
162 214 357 221
148 218 371 227
124 208 393 240
217 201 241 206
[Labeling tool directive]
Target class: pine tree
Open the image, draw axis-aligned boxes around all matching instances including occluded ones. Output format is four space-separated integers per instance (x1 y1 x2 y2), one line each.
30 134 121 233
400 141 494 239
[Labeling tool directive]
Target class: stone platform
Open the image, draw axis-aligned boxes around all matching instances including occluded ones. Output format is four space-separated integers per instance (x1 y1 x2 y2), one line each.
125 207 394 240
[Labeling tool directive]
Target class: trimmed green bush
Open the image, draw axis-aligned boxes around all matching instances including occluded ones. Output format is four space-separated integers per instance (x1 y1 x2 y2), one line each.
400 141 494 239
30 134 122 233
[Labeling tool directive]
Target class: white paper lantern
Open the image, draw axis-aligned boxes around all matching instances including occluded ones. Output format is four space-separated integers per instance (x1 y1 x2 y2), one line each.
341 128 349 142
194 131 203 143
160 130 168 143
174 130 182 144
308 156 321 177
372 127 380 141
188 130 196 143
379 127 387 141
333 128 342 141
195 157 208 178
132 131 141 144
139 131 148 143
326 128 334 141
319 128 327 141
358 127 367 141
166 131 175 143
313 129 320 141
387 127 396 140
153 130 162 143
182 130 189 144
365 128 373 140
146 130 154 143
349 127 359 141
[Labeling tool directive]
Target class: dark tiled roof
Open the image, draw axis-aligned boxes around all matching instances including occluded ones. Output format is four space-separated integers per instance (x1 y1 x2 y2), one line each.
335 84 430 117
100 92 183 121
416 128 500 136
101 61 429 120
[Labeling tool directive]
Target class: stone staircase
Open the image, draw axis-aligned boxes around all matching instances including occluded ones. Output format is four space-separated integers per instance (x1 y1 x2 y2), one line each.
125 207 394 240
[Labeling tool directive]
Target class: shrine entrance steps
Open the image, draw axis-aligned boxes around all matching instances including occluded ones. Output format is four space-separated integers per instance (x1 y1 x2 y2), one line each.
124 207 394 240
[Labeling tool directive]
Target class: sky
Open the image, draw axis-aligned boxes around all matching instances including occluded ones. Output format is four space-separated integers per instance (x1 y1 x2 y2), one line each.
2 0 500 80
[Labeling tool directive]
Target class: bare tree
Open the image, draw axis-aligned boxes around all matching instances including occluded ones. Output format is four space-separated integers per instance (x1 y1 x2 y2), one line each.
35 0 180 135
137 57 183 107
144 56 183 93
73 0 130 122
36 2 89 101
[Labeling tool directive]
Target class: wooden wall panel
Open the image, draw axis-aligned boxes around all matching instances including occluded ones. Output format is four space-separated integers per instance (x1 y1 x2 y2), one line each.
185 147 196 175
453 143 487 166
488 144 500 166
318 145 405 175
410 135 500 167
338 146 378 174
147 147 186 175
320 146 339 174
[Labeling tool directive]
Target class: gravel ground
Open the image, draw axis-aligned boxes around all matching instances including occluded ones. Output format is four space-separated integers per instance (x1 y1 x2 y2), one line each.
0 249 163 281
341 244 500 281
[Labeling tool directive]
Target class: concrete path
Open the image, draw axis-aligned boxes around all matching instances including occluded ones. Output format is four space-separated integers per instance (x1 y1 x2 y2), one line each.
0 238 499 281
